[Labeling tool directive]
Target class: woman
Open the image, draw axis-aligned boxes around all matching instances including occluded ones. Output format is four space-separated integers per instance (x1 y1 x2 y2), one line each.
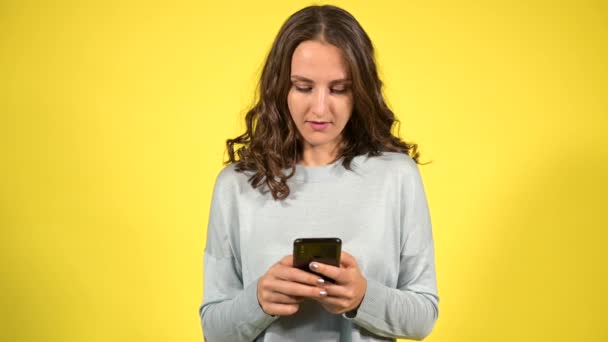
199 5 438 341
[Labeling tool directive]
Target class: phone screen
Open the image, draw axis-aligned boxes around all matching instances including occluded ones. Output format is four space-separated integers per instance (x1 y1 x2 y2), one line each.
293 238 341 282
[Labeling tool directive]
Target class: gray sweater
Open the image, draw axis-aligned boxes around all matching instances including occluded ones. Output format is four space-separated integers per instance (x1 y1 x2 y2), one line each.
199 152 439 341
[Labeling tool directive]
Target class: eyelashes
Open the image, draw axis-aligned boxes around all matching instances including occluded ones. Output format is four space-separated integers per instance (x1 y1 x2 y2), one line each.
293 85 349 94
294 86 312 93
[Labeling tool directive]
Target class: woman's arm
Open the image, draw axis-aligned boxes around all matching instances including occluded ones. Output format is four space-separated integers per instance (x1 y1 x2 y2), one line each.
347 159 439 340
347 248 439 340
198 169 277 341
200 253 278 341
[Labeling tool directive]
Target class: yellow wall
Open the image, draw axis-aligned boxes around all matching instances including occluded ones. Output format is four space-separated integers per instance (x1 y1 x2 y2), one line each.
1 0 606 341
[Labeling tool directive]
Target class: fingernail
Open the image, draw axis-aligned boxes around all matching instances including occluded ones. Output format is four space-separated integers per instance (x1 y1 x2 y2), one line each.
320 290 327 296
316 278 325 284
310 262 319 270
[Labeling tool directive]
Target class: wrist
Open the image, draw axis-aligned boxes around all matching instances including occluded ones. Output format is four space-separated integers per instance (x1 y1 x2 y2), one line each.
347 277 367 316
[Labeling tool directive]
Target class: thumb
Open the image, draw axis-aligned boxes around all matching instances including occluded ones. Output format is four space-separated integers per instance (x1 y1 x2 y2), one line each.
340 251 358 267
279 254 294 267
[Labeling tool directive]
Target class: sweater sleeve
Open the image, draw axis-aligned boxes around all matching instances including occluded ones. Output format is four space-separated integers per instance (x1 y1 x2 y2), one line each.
345 159 439 340
198 169 278 341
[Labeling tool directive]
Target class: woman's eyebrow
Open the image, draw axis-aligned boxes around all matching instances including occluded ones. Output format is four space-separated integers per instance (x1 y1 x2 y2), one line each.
290 75 352 84
329 78 352 85
290 75 314 83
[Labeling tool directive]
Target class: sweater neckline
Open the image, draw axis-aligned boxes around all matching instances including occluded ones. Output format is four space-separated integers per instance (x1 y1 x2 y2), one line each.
291 157 347 183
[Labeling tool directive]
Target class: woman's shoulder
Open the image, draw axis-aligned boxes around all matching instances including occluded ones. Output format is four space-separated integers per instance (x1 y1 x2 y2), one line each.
355 151 419 175
353 152 425 191
213 162 252 192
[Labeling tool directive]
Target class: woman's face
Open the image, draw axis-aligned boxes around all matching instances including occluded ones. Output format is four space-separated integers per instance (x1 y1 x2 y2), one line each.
287 40 354 153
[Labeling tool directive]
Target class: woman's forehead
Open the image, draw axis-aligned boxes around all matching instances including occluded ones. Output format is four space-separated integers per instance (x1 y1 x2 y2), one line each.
290 40 350 81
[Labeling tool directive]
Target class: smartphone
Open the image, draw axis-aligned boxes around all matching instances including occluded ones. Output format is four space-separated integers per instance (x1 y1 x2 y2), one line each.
293 238 341 282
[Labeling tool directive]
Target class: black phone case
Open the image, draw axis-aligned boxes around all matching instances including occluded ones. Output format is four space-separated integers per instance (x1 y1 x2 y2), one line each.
293 238 341 282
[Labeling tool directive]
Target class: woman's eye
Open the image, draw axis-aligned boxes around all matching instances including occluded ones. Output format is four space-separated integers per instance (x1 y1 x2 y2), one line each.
295 85 312 93
331 87 347 94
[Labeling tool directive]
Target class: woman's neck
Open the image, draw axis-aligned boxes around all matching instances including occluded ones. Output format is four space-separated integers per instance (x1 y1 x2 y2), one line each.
299 143 340 167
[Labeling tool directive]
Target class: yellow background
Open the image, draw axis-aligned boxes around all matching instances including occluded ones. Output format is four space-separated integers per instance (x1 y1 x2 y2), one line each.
1 0 607 341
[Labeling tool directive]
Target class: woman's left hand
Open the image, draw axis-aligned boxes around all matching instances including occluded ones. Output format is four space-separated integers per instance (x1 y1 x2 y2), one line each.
309 251 367 315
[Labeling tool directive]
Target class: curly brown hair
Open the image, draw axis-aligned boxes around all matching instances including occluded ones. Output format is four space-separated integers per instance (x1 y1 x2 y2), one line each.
226 5 421 200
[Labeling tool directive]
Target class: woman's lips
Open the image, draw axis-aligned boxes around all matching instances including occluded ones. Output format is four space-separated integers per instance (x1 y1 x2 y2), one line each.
307 121 330 131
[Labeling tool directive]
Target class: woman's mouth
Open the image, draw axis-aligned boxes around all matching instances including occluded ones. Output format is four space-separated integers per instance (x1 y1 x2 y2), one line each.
307 121 330 131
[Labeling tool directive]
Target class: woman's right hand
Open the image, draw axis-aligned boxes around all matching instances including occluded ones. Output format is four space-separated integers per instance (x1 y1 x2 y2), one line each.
257 255 328 316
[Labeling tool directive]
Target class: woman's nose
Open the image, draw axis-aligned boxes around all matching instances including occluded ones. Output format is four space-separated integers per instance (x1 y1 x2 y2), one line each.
311 89 329 115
